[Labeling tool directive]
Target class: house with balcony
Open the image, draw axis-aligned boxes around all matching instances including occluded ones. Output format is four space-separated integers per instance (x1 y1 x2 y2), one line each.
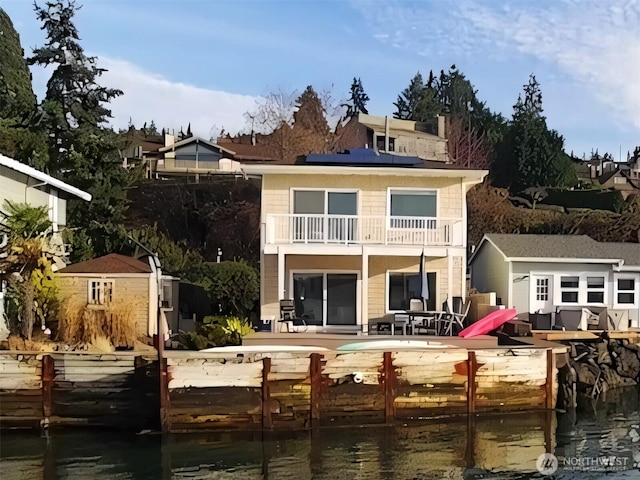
242 149 487 333
143 133 243 180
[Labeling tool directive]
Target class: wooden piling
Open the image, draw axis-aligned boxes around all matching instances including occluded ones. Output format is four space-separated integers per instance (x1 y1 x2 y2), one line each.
467 351 477 414
262 357 272 429
383 352 396 422
42 355 54 419
310 353 322 426
545 349 554 410
159 357 170 432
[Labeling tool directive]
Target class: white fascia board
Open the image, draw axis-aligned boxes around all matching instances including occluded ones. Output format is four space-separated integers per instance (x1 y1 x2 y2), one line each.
241 164 488 183
508 257 621 264
1 154 92 201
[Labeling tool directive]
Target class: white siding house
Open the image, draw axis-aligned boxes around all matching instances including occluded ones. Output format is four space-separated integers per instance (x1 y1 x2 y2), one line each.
469 234 640 328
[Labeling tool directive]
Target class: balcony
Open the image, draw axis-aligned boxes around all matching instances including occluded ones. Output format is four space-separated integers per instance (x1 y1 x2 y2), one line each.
265 214 463 247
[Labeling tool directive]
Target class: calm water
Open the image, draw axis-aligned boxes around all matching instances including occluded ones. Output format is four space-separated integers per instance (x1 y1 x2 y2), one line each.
2 388 640 480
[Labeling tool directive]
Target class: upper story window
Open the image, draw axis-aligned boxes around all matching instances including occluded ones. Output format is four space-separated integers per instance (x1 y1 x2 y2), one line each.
614 176 626 184
388 189 437 230
174 142 221 169
293 190 357 216
88 280 113 306
376 135 395 152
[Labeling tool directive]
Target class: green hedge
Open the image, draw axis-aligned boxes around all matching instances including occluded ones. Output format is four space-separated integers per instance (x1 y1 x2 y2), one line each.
540 188 624 213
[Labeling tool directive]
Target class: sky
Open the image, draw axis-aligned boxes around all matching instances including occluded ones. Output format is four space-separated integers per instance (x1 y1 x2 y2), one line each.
2 0 639 161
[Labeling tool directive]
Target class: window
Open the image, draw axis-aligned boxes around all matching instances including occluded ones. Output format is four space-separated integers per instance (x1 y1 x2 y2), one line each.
174 142 221 169
89 280 113 305
586 276 605 303
560 276 579 303
614 176 626 184
376 135 395 152
292 190 357 242
388 272 435 311
617 278 636 304
536 278 549 301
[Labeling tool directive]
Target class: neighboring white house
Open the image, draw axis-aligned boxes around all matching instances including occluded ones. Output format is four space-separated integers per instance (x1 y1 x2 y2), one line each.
0 153 92 338
469 234 640 328
243 149 487 333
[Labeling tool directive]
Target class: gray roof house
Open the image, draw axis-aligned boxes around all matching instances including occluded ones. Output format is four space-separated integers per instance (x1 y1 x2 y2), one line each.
469 234 640 329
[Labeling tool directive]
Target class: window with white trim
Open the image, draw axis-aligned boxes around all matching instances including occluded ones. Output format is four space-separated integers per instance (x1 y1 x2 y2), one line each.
536 278 549 301
560 276 579 303
88 280 114 305
586 276 605 303
388 189 437 231
616 277 636 305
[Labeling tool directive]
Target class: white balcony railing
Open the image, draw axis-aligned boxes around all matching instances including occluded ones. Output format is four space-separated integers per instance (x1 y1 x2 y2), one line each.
266 214 464 246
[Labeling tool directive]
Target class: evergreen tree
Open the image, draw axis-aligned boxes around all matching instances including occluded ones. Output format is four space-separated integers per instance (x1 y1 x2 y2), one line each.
0 8 47 166
393 72 439 122
28 0 131 260
492 75 576 191
343 77 369 117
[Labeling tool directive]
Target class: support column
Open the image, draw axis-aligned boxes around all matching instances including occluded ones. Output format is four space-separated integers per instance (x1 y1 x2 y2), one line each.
361 248 369 334
278 248 285 300
447 251 454 306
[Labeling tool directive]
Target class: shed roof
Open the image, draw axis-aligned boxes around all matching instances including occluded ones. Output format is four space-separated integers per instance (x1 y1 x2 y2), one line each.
603 242 640 267
482 234 613 260
58 253 152 274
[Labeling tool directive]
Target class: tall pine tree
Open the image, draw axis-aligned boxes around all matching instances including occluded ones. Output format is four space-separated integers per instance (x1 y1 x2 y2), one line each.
343 77 369 118
0 8 47 167
493 75 576 191
393 72 439 122
28 0 131 260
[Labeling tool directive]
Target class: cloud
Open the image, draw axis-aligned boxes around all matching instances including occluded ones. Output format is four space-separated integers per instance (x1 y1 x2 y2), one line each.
99 57 259 138
458 0 640 130
353 0 640 131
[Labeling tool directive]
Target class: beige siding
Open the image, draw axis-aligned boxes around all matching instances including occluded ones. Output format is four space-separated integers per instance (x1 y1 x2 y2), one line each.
57 275 151 338
1 165 67 228
262 254 456 325
262 174 464 219
470 243 510 306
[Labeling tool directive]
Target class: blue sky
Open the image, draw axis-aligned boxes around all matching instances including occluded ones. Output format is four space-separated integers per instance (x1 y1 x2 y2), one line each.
3 0 639 160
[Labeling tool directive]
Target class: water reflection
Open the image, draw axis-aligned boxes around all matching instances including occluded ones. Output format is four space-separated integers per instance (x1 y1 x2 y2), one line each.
1 388 639 480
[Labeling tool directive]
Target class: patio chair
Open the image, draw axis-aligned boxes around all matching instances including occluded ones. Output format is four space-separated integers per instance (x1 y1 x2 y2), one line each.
278 299 307 333
529 312 552 330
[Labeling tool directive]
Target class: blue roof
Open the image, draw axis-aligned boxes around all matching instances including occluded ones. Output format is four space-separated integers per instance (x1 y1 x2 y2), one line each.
305 149 421 166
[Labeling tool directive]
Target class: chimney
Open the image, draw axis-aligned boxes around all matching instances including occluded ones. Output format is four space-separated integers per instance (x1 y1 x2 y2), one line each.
164 132 175 147
251 130 256 146
437 115 445 139
384 116 390 152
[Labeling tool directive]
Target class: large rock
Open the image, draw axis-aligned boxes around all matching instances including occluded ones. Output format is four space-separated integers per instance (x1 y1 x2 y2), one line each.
573 360 598 386
597 342 612 366
601 364 637 389
610 343 640 379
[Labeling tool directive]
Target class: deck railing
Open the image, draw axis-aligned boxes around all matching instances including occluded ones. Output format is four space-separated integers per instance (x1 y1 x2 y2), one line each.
265 214 463 246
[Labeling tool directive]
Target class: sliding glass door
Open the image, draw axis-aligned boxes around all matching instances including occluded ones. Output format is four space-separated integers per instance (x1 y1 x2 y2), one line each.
292 273 358 326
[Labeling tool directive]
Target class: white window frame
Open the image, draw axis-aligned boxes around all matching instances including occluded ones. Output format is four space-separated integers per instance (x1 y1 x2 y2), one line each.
613 274 639 309
88 279 114 306
586 275 606 304
554 272 608 307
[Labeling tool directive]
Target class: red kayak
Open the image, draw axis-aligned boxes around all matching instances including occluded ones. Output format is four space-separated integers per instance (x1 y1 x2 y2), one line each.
458 308 518 338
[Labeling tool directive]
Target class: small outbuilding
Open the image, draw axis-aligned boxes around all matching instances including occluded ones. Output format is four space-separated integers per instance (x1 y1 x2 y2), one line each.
56 253 178 339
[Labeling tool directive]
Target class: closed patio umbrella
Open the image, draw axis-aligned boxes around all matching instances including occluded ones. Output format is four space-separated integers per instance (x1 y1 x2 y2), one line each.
419 250 429 310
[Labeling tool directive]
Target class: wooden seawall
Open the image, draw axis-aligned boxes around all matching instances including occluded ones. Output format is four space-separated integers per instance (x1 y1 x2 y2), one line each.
163 346 559 432
0 352 158 430
0 345 561 432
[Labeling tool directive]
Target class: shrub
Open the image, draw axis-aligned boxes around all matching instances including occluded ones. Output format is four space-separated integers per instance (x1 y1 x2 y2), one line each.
58 299 138 349
186 261 259 317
